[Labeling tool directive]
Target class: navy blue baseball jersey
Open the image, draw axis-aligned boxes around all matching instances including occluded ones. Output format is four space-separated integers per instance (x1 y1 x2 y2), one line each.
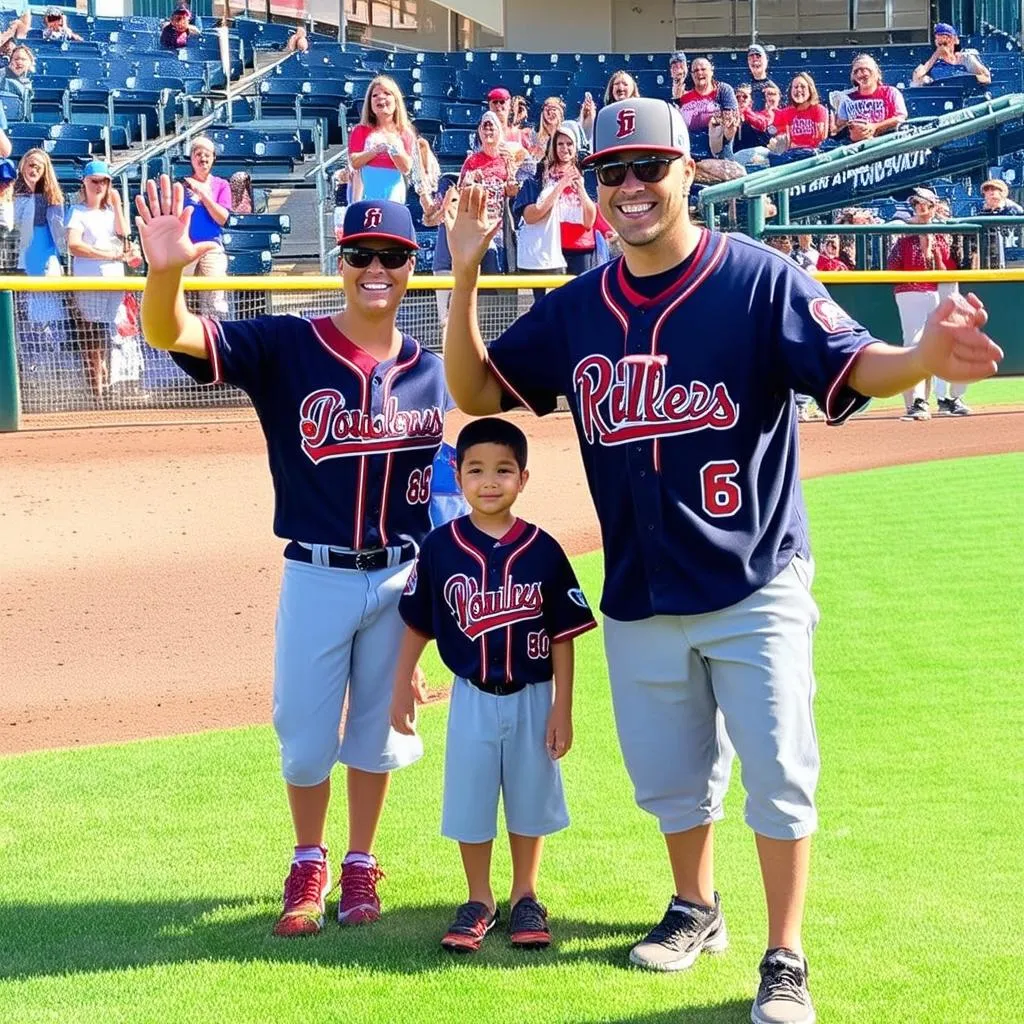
485 230 875 619
399 516 597 690
171 315 448 549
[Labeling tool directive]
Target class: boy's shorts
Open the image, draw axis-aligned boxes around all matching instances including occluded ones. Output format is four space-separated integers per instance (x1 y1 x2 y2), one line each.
441 677 569 844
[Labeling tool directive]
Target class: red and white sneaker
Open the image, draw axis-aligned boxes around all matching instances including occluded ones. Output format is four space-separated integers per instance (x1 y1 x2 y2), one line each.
273 859 331 937
337 857 384 925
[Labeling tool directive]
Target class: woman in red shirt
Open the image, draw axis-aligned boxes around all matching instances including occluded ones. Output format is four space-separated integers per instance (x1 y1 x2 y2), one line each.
815 236 848 271
458 111 519 273
348 75 415 204
770 73 829 165
886 188 958 419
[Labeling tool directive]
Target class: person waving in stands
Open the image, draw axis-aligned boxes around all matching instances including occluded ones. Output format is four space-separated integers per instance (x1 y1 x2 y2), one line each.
137 176 450 941
677 57 739 159
348 76 415 204
834 54 907 142
769 73 829 165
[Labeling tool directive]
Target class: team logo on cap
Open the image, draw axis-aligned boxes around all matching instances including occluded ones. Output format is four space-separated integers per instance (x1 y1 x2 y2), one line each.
616 108 637 138
363 206 383 229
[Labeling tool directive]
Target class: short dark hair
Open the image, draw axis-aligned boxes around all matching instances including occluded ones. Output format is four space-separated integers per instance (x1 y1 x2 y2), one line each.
456 417 528 470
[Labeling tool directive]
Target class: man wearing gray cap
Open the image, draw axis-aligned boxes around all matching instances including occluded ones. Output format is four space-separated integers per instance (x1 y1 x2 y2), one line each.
443 97 1001 1024
747 44 777 111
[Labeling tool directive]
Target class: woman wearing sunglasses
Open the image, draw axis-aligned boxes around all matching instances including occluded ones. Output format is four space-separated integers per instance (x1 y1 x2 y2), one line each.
442 97 1002 1024
137 177 450 941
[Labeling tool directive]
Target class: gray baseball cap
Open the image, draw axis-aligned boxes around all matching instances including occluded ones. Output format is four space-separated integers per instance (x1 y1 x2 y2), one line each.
581 98 690 167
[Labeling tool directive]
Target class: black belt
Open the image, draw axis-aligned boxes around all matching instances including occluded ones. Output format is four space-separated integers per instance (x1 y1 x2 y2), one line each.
285 540 415 572
467 677 529 696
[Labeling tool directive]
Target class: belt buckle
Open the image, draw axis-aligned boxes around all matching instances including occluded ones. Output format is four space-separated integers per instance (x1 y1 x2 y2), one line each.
354 549 380 571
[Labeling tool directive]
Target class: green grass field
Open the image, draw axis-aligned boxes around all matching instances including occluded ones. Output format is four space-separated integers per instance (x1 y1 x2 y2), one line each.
862 374 1024 412
1 455 1021 1024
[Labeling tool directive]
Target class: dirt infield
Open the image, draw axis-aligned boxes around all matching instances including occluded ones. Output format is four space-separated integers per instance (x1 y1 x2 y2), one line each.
2 406 1021 756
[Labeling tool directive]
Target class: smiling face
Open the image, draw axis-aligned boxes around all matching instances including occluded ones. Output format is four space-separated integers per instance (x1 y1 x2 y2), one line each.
554 132 575 165
478 117 500 150
735 87 751 109
457 442 527 518
764 84 781 109
851 58 880 92
982 185 1006 209
542 100 562 128
790 76 811 105
911 197 935 221
597 148 692 250
691 59 713 90
747 51 767 77
341 239 414 318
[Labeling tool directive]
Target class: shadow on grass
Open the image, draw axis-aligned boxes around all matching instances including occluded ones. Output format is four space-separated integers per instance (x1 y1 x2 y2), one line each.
0 898 680 979
604 1005 751 1024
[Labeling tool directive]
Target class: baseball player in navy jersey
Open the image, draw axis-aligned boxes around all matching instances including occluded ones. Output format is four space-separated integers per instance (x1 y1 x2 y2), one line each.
441 100 1002 1023
136 176 452 939
390 417 596 953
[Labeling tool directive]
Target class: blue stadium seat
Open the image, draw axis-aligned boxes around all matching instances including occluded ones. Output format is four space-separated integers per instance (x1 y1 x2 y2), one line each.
435 130 474 157
0 92 25 122
475 50 525 69
412 96 445 119
455 69 530 103
226 212 291 234
221 229 282 254
226 249 273 275
631 69 671 95
413 66 454 99
574 54 613 77
441 103 482 128
529 69 574 95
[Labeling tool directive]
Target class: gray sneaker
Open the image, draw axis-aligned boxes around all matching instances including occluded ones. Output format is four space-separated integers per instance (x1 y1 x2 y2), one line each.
751 948 816 1024
628 893 728 971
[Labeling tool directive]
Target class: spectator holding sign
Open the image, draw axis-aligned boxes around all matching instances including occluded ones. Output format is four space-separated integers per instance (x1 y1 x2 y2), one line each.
834 55 907 142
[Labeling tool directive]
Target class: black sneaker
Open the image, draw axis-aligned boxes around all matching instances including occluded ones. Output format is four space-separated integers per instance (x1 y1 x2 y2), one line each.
936 397 954 416
949 396 971 416
628 892 728 971
440 901 498 953
509 895 551 949
751 947 816 1024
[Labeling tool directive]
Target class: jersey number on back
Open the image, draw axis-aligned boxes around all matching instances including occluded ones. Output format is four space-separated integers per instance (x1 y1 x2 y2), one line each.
700 460 742 518
406 466 433 505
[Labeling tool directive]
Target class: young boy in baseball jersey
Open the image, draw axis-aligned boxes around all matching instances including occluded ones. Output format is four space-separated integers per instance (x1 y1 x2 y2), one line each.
390 417 597 952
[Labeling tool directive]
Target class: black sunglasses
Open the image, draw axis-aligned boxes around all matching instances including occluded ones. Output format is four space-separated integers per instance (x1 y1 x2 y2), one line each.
594 155 681 188
341 247 412 269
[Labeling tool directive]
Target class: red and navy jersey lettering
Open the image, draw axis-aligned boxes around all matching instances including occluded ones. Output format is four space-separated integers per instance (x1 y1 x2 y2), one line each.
399 517 597 688
170 315 448 548
486 230 874 619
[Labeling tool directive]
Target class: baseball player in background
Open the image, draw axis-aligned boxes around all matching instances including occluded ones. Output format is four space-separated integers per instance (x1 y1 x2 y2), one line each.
136 178 451 938
442 99 1002 1024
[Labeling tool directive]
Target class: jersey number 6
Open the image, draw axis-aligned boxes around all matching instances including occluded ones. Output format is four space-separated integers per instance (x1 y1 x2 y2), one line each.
406 465 433 505
700 460 742 518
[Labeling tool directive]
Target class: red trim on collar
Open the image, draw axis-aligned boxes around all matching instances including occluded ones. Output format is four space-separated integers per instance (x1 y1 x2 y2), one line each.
615 229 710 309
496 517 528 546
308 316 379 376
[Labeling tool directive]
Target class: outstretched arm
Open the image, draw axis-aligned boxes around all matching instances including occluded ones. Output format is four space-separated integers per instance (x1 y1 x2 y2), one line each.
849 292 1002 396
442 183 506 415
137 174 222 357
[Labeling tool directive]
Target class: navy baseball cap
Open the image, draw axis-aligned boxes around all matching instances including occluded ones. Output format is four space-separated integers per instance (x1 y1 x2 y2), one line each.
339 199 419 249
934 22 958 36
582 98 690 167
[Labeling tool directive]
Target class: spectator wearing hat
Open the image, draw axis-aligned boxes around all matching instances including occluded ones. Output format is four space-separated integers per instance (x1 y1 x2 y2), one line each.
179 135 230 316
885 187 958 419
746 45 777 111
67 160 144 403
834 54 907 143
458 111 519 274
977 177 1023 270
677 57 739 160
165 0 201 29
349 75 414 204
485 88 521 146
42 7 82 41
669 52 689 102
912 24 990 86
160 6 199 50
